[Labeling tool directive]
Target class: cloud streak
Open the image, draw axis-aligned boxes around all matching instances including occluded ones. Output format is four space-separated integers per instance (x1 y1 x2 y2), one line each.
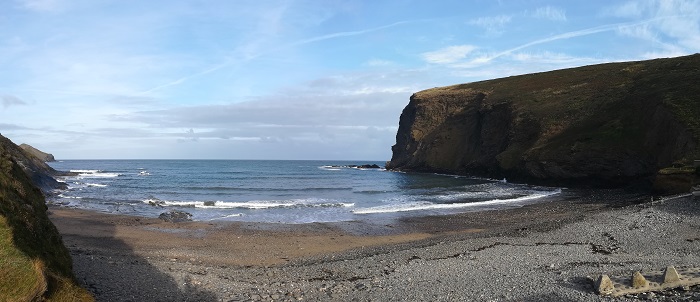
529 6 567 21
468 15 512 36
439 18 669 69
139 20 417 95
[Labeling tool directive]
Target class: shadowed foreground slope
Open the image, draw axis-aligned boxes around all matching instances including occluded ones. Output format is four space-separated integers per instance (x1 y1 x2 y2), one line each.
0 134 92 301
387 54 700 189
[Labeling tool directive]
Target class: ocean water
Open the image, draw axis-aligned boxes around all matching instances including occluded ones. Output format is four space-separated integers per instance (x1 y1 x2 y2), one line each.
47 160 561 224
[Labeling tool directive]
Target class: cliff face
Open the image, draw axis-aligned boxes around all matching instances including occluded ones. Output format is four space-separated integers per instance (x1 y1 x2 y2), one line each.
387 54 700 188
20 143 56 162
0 134 92 300
0 137 66 195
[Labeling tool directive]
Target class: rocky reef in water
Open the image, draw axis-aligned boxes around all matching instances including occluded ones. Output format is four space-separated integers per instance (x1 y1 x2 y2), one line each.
0 133 92 301
387 54 700 191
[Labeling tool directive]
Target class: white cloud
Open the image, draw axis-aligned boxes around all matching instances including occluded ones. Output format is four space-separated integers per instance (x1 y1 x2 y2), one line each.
603 1 647 18
529 6 567 21
468 15 512 36
606 0 700 53
422 45 478 64
616 23 658 41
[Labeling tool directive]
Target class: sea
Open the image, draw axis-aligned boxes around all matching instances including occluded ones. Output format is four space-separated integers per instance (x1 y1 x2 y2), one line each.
47 160 561 224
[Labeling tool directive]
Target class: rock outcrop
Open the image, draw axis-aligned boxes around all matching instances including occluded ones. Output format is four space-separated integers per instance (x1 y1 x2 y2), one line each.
159 210 193 222
0 136 66 195
0 134 92 301
387 54 700 189
20 143 56 162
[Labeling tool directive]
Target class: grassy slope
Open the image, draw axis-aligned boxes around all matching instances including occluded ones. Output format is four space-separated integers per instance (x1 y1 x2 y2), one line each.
0 138 92 301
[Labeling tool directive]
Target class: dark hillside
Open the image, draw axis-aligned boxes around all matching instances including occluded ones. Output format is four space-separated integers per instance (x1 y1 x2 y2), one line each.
387 54 700 190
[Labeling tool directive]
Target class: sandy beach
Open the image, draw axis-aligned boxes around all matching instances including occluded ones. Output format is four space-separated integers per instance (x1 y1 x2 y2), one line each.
49 189 700 301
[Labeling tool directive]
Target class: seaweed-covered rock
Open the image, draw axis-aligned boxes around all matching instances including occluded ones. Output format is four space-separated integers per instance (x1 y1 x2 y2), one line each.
159 210 193 222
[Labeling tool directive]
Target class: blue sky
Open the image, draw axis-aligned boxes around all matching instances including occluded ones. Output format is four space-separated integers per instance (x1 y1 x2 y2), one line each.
1 0 699 160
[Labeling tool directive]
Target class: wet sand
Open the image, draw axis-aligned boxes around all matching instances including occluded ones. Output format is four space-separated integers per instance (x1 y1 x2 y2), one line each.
49 207 438 267
49 190 700 301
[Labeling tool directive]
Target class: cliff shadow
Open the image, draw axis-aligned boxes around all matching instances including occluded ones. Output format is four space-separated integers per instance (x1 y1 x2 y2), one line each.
48 208 217 302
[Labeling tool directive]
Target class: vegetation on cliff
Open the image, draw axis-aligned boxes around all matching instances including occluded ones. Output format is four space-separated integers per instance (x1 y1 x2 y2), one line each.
0 134 92 301
387 54 700 190
20 143 56 163
2 137 66 195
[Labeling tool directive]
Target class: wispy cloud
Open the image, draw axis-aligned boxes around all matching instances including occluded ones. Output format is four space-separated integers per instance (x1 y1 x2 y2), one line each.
468 15 512 36
141 20 417 95
422 45 478 64
602 1 647 18
528 6 567 21
508 51 598 65
605 0 700 56
453 19 660 68
0 123 30 130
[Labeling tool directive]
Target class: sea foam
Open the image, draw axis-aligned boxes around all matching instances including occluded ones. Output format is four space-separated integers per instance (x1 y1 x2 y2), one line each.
353 189 561 214
144 198 355 210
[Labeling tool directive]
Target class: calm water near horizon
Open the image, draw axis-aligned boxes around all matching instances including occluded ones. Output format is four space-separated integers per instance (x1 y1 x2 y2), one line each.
47 160 561 224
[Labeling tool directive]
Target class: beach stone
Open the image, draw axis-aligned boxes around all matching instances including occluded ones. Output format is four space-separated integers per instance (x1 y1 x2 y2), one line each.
159 210 193 222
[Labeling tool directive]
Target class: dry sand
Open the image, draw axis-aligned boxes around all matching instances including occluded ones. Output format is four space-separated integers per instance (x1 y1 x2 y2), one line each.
49 189 700 301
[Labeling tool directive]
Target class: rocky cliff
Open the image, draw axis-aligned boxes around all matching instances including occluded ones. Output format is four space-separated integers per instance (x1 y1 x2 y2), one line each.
20 143 56 162
387 54 700 189
0 134 92 301
0 137 66 195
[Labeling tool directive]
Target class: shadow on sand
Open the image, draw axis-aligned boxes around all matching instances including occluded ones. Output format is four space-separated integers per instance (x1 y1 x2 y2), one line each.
49 211 217 302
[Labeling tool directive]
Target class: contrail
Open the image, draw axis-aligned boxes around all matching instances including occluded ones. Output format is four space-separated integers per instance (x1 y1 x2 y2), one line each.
139 20 415 95
463 17 671 65
289 20 413 46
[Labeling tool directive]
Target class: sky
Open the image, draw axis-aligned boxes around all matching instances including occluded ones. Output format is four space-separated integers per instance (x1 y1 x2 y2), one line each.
1 0 699 160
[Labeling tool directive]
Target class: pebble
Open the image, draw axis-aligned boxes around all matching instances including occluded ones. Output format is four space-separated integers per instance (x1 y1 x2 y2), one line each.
68 195 700 302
